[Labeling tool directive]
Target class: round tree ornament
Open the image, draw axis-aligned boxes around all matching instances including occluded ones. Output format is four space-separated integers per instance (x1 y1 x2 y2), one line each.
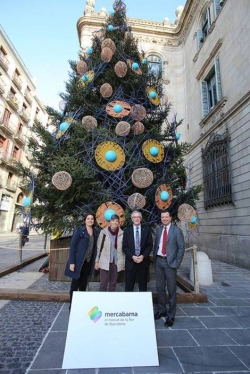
52 171 72 190
155 184 173 209
131 168 154 188
100 83 113 98
95 141 125 170
115 121 130 136
127 193 146 210
96 201 125 228
76 60 88 76
82 116 98 132
142 139 164 163
106 100 131 118
178 203 196 222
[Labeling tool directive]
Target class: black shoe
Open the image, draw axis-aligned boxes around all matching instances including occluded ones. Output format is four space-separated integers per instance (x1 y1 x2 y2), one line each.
164 317 175 327
154 311 166 320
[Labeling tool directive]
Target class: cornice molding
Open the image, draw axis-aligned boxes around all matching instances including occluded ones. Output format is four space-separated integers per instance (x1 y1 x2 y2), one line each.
196 38 223 80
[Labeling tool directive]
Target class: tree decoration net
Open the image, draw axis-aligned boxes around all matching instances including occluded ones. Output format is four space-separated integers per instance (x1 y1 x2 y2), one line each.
100 83 113 98
114 61 128 77
131 168 154 188
127 193 146 210
52 171 72 190
82 115 98 131
115 121 131 136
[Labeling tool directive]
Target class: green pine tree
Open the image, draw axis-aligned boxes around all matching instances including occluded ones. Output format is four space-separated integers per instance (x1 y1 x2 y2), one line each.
20 0 202 234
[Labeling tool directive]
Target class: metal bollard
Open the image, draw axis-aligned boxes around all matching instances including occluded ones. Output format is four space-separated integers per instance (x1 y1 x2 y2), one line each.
18 233 23 263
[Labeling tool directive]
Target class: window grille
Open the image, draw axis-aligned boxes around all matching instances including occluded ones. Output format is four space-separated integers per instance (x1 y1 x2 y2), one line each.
147 55 162 76
202 129 233 209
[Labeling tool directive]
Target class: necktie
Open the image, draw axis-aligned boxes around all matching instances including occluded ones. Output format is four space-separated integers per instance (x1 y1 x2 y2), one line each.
135 227 140 256
162 226 167 255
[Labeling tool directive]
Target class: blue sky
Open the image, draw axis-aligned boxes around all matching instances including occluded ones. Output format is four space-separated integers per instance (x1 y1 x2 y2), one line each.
1 0 186 109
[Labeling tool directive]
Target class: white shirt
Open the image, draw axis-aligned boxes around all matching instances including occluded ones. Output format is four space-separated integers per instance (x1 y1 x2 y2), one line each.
157 224 171 256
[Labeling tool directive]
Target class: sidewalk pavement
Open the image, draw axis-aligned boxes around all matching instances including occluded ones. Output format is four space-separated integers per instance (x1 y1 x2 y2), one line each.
0 253 250 374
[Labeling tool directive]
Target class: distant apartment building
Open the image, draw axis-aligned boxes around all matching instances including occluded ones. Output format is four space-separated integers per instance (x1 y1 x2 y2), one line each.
77 0 250 268
0 26 49 233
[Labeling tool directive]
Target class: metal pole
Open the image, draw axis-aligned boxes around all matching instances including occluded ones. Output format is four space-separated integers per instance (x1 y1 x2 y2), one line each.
18 232 23 263
192 245 199 293
43 233 48 253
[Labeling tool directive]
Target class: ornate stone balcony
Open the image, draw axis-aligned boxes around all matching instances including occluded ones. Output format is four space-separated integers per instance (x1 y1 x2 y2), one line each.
0 118 16 135
12 73 23 91
6 93 19 111
20 108 30 123
0 52 9 72
0 77 6 95
24 89 32 104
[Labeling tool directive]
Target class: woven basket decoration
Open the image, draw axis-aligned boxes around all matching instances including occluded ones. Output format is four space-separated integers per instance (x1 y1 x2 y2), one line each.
130 104 147 121
52 171 72 190
127 193 146 210
101 47 113 63
146 86 160 106
178 203 196 222
96 201 125 228
82 116 98 132
100 83 113 98
76 60 88 76
142 139 164 163
78 70 94 87
132 121 145 135
101 38 116 54
95 141 125 171
155 184 173 210
115 121 131 136
106 100 131 118
114 61 127 78
131 168 154 188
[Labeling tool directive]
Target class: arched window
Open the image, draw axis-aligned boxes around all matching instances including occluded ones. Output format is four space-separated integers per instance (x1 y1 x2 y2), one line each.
147 55 162 76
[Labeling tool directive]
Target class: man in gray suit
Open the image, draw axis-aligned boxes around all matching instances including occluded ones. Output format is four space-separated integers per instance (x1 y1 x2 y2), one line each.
153 210 185 327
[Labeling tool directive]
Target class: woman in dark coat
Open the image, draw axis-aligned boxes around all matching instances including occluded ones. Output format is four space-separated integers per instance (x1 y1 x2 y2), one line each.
64 213 98 309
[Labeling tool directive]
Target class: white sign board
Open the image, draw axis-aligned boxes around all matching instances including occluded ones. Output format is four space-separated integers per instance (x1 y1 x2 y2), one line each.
62 292 159 369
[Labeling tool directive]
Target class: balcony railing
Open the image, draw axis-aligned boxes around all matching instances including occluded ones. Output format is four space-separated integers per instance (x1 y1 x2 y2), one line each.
12 73 23 90
19 108 30 123
24 89 32 104
0 149 21 168
0 52 9 72
6 93 19 111
6 181 17 191
0 118 16 135
0 77 6 95
13 131 26 145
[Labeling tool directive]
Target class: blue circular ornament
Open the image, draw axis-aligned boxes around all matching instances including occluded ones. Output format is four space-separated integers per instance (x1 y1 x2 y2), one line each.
107 25 114 31
176 132 181 140
109 10 115 15
86 47 93 54
160 191 169 201
23 197 31 207
132 62 139 70
190 216 197 224
104 209 116 221
105 150 117 162
141 58 147 65
150 146 159 156
59 122 69 131
82 74 89 82
113 104 123 113
149 90 157 99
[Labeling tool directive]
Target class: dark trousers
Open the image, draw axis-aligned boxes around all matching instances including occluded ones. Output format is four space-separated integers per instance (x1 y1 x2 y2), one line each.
100 262 118 291
155 256 177 318
125 263 148 291
69 260 92 305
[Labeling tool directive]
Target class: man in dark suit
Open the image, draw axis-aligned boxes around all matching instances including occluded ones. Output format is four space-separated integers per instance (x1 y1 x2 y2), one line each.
153 210 185 327
122 211 153 291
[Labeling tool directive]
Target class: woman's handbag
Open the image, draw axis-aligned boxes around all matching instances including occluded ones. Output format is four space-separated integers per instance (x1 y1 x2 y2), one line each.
93 234 106 278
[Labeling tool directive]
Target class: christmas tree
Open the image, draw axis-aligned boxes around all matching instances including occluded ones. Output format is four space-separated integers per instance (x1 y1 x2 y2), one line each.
21 0 201 233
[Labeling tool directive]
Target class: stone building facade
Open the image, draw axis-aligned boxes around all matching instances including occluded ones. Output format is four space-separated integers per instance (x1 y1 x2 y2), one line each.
0 27 49 233
76 0 250 268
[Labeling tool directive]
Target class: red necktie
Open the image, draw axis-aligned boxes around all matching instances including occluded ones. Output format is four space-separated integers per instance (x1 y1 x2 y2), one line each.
162 226 167 255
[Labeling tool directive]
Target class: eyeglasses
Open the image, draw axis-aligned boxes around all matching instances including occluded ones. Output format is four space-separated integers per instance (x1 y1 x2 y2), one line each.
132 216 141 219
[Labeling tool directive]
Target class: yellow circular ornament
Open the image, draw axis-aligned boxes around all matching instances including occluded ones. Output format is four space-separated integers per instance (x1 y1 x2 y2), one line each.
155 184 173 210
142 139 164 163
188 221 198 230
146 86 160 106
95 141 125 171
96 201 125 228
79 70 94 87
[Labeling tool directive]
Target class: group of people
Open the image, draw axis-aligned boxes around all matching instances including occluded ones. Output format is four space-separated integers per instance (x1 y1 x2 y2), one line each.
64 209 185 327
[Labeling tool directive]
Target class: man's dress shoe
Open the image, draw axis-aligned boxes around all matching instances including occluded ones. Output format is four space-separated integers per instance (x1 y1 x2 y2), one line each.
164 317 175 327
154 312 166 320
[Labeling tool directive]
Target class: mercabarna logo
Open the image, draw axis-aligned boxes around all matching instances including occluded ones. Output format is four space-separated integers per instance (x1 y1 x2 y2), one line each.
88 306 102 323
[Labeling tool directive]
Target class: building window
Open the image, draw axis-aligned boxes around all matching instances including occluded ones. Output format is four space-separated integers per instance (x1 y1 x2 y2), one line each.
196 6 211 49
202 129 233 209
201 57 222 117
214 0 224 17
147 55 162 76
2 108 11 125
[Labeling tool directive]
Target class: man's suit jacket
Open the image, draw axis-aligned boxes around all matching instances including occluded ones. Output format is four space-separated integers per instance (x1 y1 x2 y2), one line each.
153 224 185 269
122 224 153 271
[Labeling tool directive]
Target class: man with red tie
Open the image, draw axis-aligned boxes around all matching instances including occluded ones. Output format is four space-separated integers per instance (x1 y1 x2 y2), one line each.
153 210 185 327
